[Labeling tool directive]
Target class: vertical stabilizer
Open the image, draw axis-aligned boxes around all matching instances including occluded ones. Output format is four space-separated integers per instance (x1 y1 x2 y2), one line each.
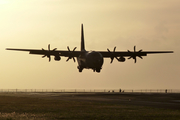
81 24 85 51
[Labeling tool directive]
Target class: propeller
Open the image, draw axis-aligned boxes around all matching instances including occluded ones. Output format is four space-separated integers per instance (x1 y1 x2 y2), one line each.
66 46 77 62
107 46 119 63
128 46 143 63
42 44 57 62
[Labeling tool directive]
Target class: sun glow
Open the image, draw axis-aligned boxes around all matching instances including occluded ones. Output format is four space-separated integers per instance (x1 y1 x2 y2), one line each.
0 0 9 4
0 0 178 89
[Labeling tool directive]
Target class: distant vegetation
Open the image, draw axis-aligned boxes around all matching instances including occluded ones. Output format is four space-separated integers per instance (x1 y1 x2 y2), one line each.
1 89 180 93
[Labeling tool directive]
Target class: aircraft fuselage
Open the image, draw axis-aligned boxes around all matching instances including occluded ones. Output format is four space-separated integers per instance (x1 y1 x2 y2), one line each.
77 51 104 72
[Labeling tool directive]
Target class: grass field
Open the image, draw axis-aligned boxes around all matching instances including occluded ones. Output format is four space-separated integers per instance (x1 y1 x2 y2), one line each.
0 92 180 120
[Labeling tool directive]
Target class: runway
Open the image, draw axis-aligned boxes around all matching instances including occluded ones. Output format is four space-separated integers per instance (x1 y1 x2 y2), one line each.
0 92 180 119
3 92 180 109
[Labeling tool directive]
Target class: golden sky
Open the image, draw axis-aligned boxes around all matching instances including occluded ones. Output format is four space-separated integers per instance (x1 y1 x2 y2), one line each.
0 0 179 89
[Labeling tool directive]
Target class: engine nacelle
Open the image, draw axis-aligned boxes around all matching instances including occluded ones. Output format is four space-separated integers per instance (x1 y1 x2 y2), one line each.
54 56 61 61
118 57 126 62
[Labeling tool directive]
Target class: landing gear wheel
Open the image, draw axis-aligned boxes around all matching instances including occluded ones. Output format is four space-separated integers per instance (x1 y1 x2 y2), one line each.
96 69 101 73
77 66 83 72
79 69 83 72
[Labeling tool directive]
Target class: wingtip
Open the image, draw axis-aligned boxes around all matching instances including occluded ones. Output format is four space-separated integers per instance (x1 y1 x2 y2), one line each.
168 51 174 53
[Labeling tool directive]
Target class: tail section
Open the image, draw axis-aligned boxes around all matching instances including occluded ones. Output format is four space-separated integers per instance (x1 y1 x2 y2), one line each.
81 24 85 51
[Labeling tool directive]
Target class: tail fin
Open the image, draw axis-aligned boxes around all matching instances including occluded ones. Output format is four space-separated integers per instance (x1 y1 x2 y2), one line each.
81 24 85 51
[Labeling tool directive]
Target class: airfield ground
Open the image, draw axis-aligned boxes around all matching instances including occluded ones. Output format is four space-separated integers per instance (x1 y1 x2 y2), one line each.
0 92 180 120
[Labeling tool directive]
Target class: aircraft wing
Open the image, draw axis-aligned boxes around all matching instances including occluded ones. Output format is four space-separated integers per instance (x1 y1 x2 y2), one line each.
6 45 83 62
6 46 173 63
97 46 173 63
98 51 174 57
6 48 82 57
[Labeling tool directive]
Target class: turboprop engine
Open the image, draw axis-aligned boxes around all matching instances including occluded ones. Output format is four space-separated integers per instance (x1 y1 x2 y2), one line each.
54 56 61 61
117 57 126 62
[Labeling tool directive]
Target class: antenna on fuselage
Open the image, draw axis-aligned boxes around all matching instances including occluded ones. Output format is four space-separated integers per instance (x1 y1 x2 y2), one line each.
81 24 85 51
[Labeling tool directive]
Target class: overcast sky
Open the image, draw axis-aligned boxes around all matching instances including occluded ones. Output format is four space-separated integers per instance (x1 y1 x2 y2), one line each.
0 0 179 89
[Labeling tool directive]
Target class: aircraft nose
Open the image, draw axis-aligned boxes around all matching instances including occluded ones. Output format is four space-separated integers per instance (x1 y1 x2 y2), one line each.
92 54 103 66
87 51 104 68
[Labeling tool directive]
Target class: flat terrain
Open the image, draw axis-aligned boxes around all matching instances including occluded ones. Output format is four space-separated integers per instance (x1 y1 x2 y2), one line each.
0 92 180 120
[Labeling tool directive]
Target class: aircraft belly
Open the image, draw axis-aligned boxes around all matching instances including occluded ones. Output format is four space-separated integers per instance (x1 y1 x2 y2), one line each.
77 51 104 70
86 60 102 68
85 51 104 69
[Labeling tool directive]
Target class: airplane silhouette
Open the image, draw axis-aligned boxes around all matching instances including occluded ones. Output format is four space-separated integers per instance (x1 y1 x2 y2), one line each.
6 24 173 73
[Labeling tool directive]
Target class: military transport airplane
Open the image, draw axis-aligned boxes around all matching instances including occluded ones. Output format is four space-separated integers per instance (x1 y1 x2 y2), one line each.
6 24 173 73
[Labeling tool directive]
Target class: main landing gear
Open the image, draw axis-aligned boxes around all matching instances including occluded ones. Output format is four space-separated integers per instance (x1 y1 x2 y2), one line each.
78 66 101 73
93 68 101 73
77 66 83 72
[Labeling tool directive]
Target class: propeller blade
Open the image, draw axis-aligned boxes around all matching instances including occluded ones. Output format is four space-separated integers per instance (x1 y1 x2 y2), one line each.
49 56 51 62
48 44 50 51
115 57 119 61
107 48 111 53
134 46 136 52
53 48 57 51
127 46 143 63
113 46 116 52
73 57 76 62
128 56 132 59
67 46 70 51
138 56 143 59
138 49 142 52
134 58 137 63
73 47 77 51
66 46 77 62
110 57 114 63
107 47 118 63
41 44 58 62
66 57 70 62
42 55 46 58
